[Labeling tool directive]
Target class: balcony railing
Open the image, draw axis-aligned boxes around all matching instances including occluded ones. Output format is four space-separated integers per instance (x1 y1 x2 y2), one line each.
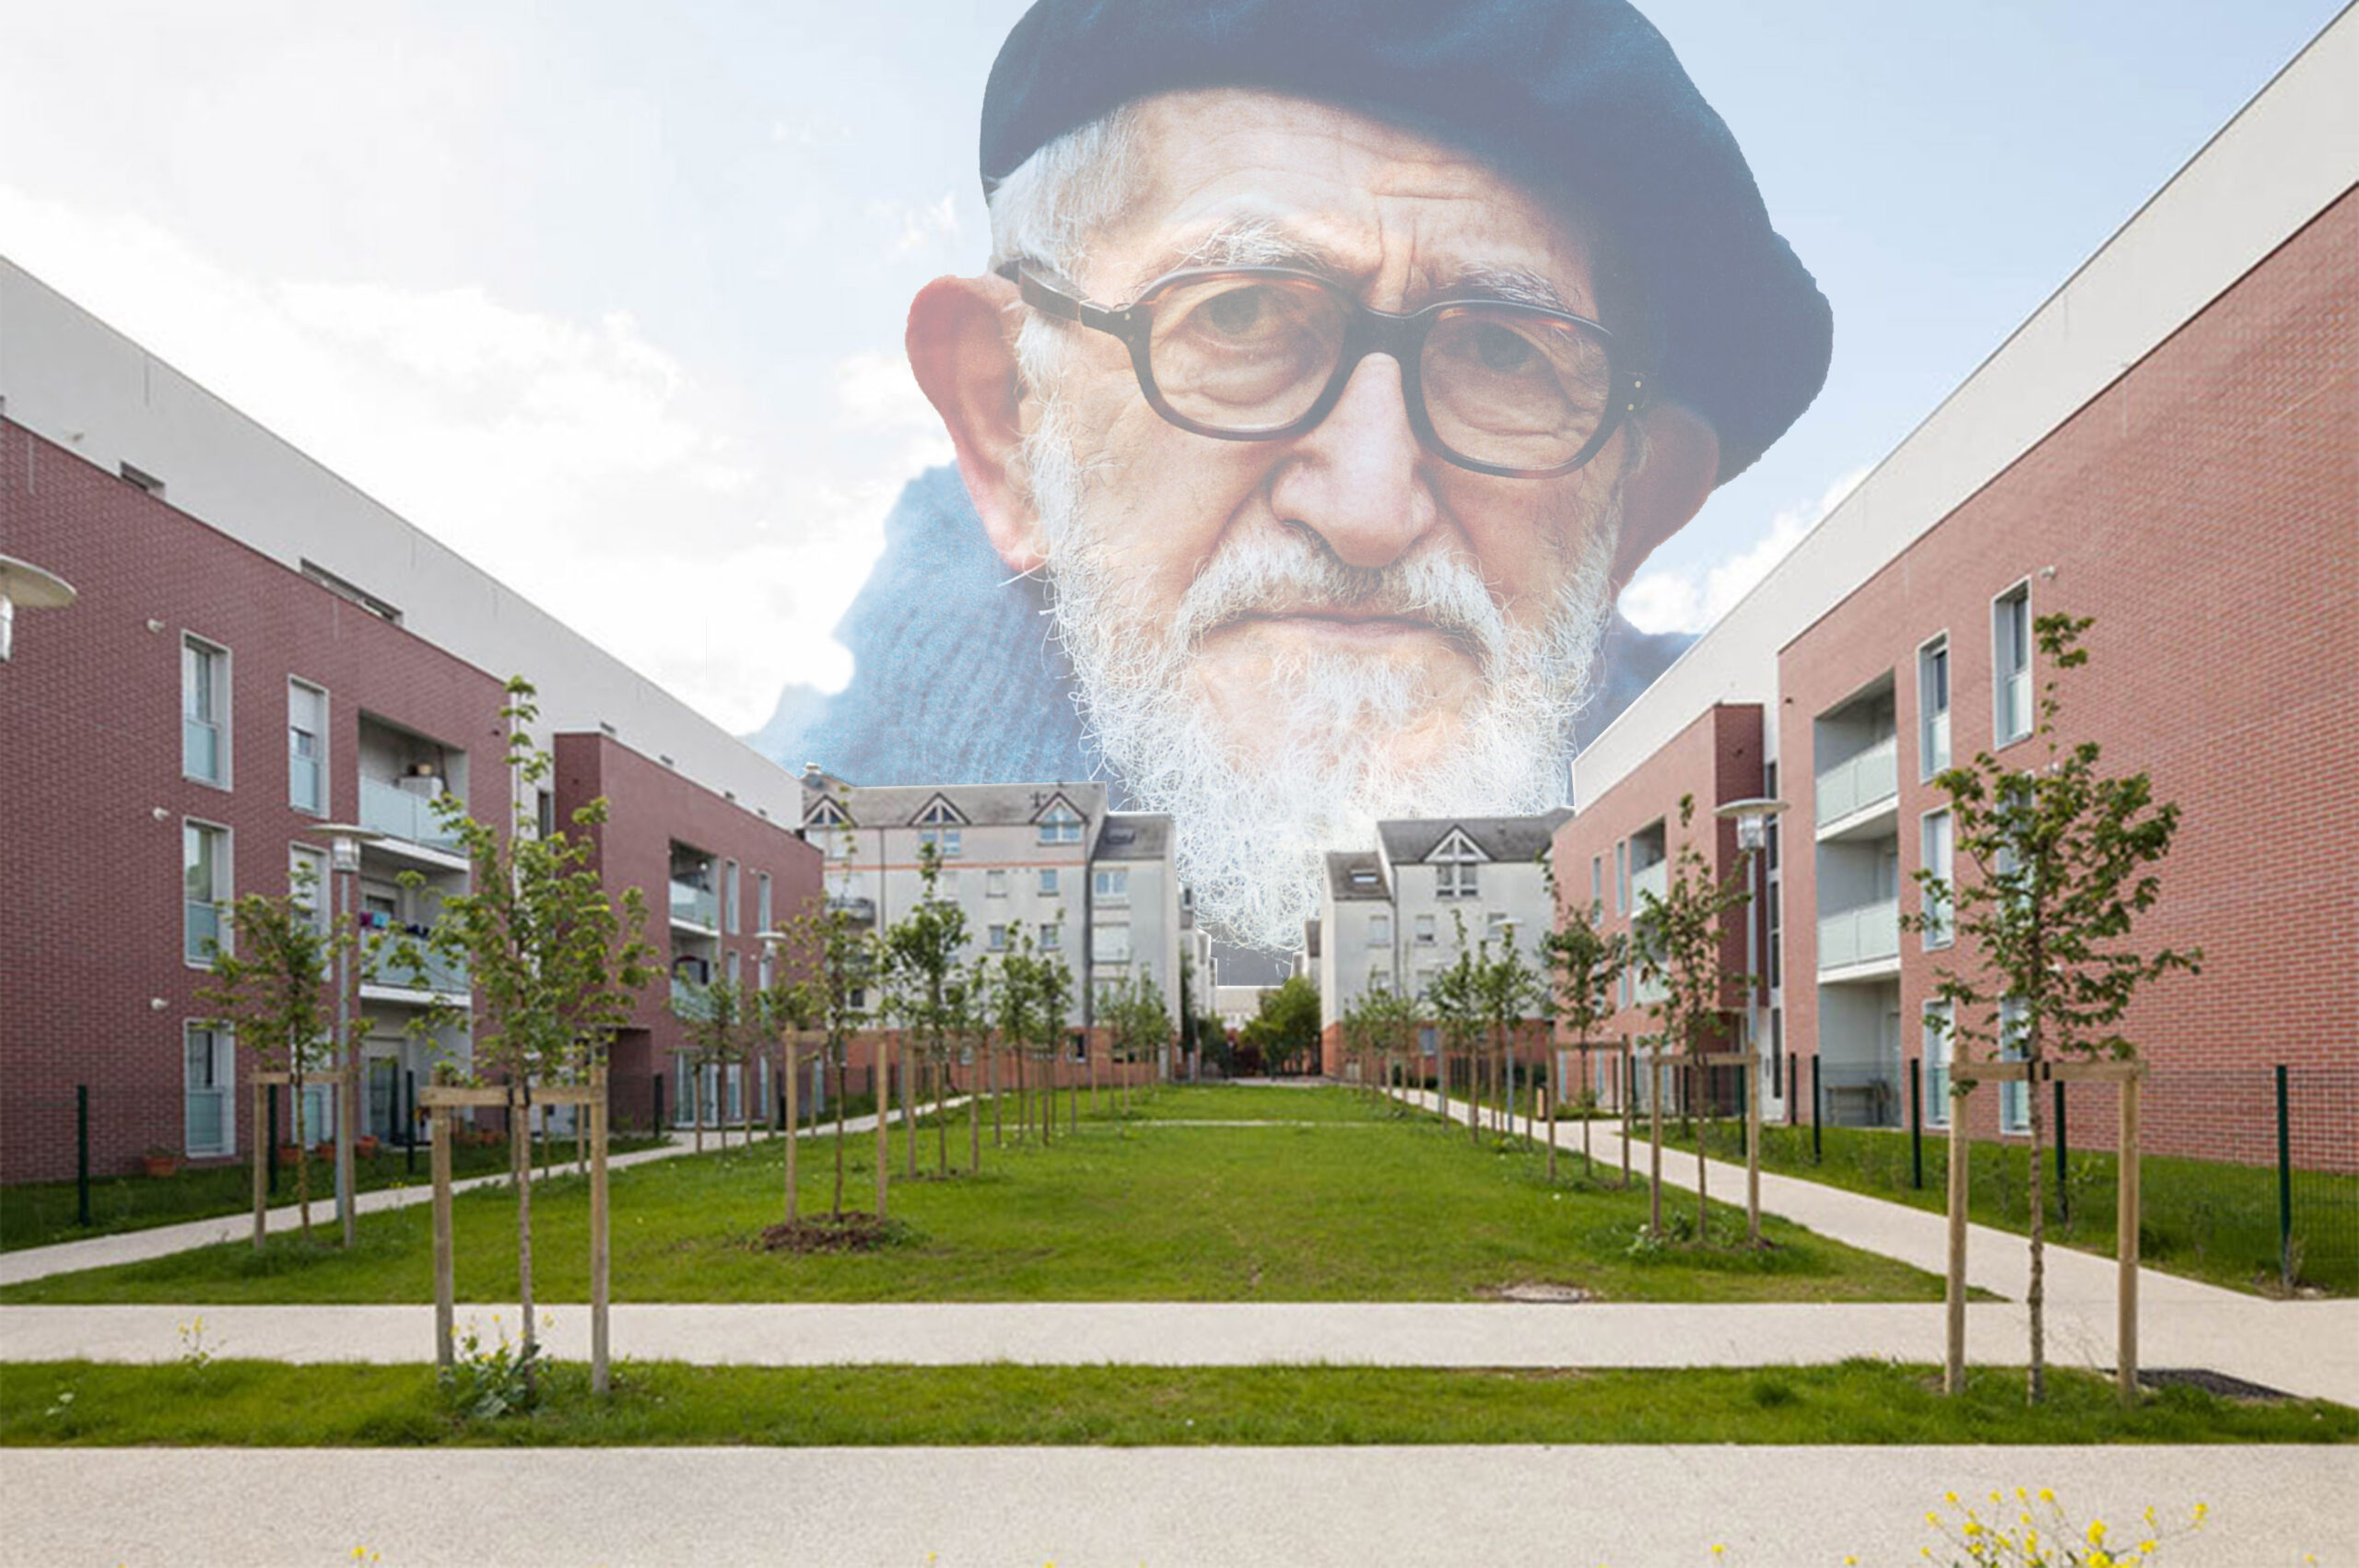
1633 970 1667 1007
669 880 719 928
1815 736 1899 826
358 776 465 850
363 945 470 996
1818 899 1900 970
1630 858 1668 907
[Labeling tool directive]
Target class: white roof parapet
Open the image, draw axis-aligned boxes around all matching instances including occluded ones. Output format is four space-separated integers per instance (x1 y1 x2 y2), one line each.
1573 8 2359 808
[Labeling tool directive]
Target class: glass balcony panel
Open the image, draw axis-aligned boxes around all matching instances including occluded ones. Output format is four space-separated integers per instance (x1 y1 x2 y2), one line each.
363 945 470 995
669 880 719 927
358 777 464 849
1817 898 1900 970
1629 859 1668 907
671 979 717 1022
183 718 221 782
1814 736 1899 825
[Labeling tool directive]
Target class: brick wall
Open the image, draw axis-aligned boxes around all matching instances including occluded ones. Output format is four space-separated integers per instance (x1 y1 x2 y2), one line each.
1775 192 2356 1169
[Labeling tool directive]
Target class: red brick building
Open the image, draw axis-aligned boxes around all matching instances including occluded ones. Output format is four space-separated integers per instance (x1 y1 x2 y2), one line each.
1 266 823 1183
1553 25 2355 1168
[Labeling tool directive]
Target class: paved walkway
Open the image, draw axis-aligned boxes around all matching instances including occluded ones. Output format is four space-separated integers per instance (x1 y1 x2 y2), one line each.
6 1445 2351 1567
0 1100 962 1287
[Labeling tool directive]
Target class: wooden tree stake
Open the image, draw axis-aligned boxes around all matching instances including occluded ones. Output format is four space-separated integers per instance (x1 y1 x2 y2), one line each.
431 1103 455 1369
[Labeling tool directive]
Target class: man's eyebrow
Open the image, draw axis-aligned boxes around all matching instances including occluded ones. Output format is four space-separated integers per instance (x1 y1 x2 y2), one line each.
1438 261 1580 316
1125 218 1346 295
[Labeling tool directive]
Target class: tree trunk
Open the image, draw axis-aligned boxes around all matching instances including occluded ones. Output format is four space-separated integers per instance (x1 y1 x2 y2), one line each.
1014 1048 1026 1145
1649 1057 1665 1237
874 1039 890 1220
292 1071 313 1241
784 1047 801 1223
2026 1037 2049 1405
692 1059 705 1154
1694 1056 1711 1242
968 1047 982 1173
902 1036 917 1180
513 1085 538 1398
1546 1043 1559 1184
831 1052 848 1218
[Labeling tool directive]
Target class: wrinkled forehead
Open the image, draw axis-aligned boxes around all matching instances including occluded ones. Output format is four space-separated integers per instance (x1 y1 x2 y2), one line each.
1085 88 1608 319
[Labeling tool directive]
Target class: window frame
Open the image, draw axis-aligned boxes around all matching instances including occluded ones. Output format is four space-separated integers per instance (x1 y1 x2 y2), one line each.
1039 867 1061 897
287 676 328 816
181 632 231 789
183 818 233 967
183 1021 237 1157
1092 866 1130 902
1991 579 2034 749
986 869 1009 899
1916 632 1951 780
1921 1000 1954 1127
1919 808 1954 951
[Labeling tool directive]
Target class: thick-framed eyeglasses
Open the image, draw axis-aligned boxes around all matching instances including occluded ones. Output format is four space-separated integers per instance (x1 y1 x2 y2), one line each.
997 260 1646 479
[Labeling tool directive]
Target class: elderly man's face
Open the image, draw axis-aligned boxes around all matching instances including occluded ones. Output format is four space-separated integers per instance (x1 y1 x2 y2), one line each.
1022 91 1627 767
922 89 1672 952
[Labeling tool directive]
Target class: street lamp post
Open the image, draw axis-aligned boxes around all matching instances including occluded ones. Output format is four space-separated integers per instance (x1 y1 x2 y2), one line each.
315 822 382 1246
1715 796 1788 1246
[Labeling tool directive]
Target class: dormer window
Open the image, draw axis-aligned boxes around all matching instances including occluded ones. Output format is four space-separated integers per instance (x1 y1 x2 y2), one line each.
808 799 850 830
1429 828 1485 899
1038 802 1084 844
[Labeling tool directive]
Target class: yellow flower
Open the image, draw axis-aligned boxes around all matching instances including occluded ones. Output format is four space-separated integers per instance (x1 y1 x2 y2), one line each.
1963 1521 1982 1539
1943 1492 1959 1504
2087 1519 2107 1543
2038 1488 2055 1504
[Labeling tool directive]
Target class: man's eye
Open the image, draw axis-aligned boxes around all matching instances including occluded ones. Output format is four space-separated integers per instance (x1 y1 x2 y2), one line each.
1465 322 1543 375
1194 286 1284 340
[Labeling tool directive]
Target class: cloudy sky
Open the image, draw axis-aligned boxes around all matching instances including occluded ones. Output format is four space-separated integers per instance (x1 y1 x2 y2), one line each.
0 0 2340 737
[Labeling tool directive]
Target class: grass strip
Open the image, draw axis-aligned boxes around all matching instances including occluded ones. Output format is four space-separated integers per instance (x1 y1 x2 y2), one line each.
2 1088 1945 1307
1665 1120 2357 1297
6 1359 2352 1448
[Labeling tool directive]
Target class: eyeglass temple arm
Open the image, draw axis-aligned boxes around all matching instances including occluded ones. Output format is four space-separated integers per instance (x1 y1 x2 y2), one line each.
994 261 1138 336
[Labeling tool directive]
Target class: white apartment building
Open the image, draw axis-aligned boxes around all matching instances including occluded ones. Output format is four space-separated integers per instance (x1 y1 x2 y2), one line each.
796 773 1189 1036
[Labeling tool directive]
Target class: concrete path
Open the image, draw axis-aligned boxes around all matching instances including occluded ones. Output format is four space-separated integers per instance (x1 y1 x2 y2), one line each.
6 1445 2351 1567
1397 1092 2359 1406
0 1099 965 1287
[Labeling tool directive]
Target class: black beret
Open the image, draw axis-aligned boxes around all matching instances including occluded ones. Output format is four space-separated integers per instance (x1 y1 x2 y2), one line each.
980 0 1830 484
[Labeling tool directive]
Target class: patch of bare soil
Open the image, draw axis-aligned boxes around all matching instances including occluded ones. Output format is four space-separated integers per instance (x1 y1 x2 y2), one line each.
758 1213 910 1254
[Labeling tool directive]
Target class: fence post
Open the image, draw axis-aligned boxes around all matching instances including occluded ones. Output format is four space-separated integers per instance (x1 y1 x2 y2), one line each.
267 1085 281 1195
2276 1063 2294 1293
2054 1079 2070 1223
1909 1056 1924 1191
1811 1055 1823 1165
403 1071 417 1176
652 1071 666 1137
76 1085 91 1228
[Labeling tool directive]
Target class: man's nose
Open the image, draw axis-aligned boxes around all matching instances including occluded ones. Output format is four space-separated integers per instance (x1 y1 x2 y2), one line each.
1266 353 1438 569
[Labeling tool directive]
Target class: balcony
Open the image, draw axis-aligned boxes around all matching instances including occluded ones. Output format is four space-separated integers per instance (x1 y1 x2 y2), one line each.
1629 858 1668 908
362 944 470 998
1633 970 1667 1007
1818 899 1900 972
359 776 465 850
1816 737 1898 828
669 879 719 930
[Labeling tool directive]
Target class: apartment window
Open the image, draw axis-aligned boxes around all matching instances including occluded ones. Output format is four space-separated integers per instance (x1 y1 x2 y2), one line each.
183 820 231 965
1766 882 1782 989
1039 922 1062 950
184 1023 235 1157
1614 840 1628 913
1919 810 1954 950
1765 762 1782 872
1093 867 1130 902
725 950 741 985
723 860 741 934
182 635 229 786
936 869 960 899
288 844 330 933
986 869 1008 899
1618 966 1630 1009
535 790 557 840
988 924 1009 952
1414 914 1436 946
757 872 773 933
1039 868 1061 897
1993 581 2033 745
287 680 326 814
920 826 963 859
1918 635 1952 778
1998 998 2030 1133
1922 1001 1954 1127
1485 912 1513 942
1431 831 1482 899
1039 803 1084 844
1368 913 1391 947
1367 965 1390 994
1590 856 1602 905
1096 922 1132 964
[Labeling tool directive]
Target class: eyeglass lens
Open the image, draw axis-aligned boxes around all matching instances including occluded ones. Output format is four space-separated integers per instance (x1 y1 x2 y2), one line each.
1142 274 1614 470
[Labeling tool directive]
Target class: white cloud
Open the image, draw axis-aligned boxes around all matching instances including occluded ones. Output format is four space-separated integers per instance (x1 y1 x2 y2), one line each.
0 184 903 731
868 193 964 258
1619 468 1872 636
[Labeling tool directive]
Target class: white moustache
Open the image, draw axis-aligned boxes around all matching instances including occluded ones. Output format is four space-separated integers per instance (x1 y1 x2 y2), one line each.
1171 533 1514 666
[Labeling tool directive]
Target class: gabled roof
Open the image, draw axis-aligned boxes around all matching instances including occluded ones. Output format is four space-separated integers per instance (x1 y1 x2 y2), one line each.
1325 850 1391 901
909 792 968 827
1377 811 1574 868
831 780 1111 829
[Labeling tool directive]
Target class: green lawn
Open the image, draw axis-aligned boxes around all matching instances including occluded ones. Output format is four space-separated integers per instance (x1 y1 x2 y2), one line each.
1667 1119 2358 1297
7 1358 2349 1448
0 1135 668 1254
0 1086 1944 1305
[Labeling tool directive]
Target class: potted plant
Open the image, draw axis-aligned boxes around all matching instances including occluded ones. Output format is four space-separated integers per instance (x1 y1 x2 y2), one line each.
141 1146 180 1178
355 1133 381 1160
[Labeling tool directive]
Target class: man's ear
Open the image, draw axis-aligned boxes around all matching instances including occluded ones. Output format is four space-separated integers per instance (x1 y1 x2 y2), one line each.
1609 397 1719 591
907 274 1048 573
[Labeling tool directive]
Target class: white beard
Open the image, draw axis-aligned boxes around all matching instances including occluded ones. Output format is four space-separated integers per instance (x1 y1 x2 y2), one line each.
1027 394 1622 954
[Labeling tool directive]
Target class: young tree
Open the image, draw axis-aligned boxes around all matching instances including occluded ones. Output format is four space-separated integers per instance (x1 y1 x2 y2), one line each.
1543 890 1625 1183
1032 944 1075 1144
1905 614 2198 1404
990 934 1045 1145
1635 794 1752 1242
1103 970 1172 1123
1474 925 1548 1148
420 678 654 1393
196 869 346 1247
676 975 757 1154
879 841 969 1178
1239 974 1321 1078
758 959 822 1222
1423 919 1483 1142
